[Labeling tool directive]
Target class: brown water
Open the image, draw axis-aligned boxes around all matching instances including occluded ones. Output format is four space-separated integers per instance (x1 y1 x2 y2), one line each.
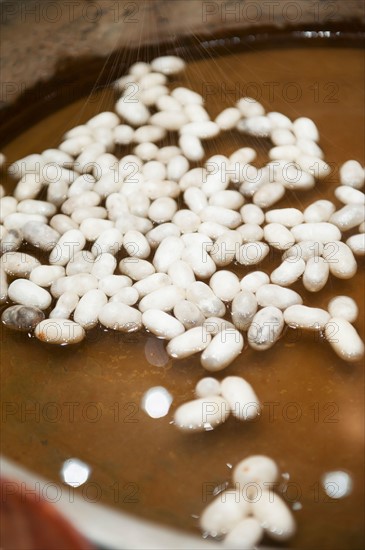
1 45 364 550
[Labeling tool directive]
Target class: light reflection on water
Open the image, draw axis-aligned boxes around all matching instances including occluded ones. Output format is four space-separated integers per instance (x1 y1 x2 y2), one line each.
321 470 353 499
60 458 91 487
141 386 173 419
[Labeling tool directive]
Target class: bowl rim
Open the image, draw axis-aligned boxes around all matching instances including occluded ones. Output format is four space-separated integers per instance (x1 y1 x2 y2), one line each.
1 24 364 145
0 454 227 549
